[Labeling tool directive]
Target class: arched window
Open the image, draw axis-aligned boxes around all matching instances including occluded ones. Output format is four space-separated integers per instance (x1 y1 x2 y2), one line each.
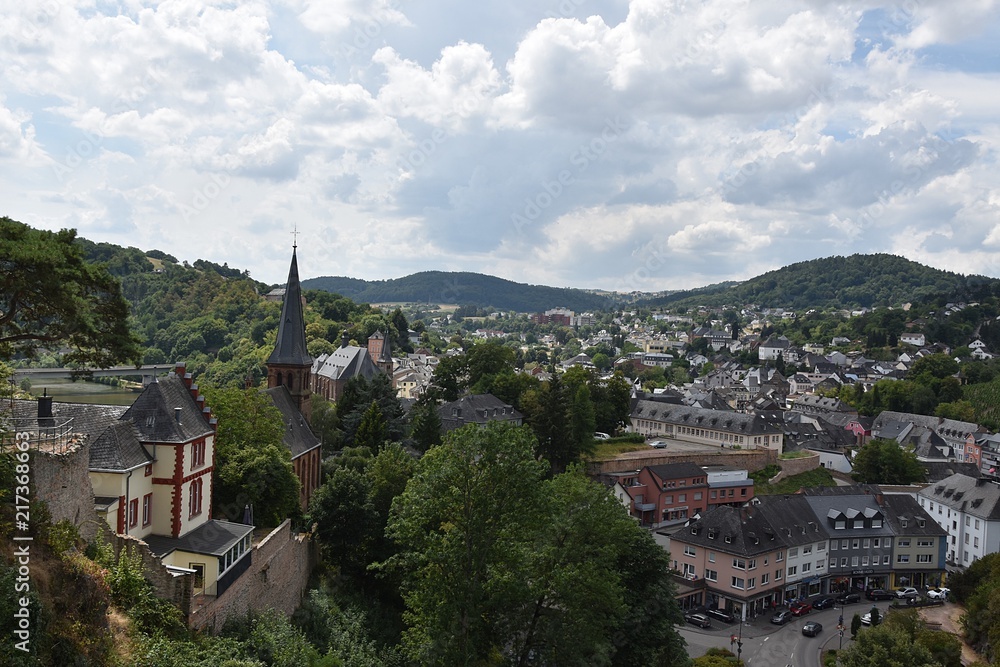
276 372 283 387
288 374 294 390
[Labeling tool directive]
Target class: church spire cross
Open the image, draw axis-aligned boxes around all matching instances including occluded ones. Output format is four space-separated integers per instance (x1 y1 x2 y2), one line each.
291 225 299 249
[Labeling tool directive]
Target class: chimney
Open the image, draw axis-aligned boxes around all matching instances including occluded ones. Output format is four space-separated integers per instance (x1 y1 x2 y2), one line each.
341 330 350 348
174 407 182 423
37 391 53 419
37 391 54 427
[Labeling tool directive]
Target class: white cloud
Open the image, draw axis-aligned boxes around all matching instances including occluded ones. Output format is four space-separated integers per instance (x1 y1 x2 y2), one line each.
0 0 998 290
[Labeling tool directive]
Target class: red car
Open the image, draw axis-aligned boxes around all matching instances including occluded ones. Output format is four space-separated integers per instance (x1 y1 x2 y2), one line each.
790 601 813 616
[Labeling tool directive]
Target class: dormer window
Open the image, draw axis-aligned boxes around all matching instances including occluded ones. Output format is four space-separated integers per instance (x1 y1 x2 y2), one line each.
724 535 732 544
901 519 908 528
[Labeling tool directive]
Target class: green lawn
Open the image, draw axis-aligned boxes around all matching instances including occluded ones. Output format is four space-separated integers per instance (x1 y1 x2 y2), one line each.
753 467 835 495
586 441 650 461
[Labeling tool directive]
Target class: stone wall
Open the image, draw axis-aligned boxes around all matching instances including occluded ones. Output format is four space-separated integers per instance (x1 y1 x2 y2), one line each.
776 452 821 478
23 434 194 612
104 524 194 614
188 519 316 634
588 448 778 476
26 438 104 543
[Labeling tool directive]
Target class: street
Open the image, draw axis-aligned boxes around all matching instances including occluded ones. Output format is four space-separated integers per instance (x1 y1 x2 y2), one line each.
678 601 887 667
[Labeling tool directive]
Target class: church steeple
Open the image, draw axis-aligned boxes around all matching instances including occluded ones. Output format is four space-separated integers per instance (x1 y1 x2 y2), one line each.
268 246 311 367
266 244 312 421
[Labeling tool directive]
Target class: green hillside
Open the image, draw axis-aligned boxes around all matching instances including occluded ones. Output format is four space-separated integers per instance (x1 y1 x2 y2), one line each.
301 271 616 313
639 253 996 310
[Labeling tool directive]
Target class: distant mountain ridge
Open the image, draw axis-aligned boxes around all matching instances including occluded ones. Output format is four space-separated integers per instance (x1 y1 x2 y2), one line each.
301 271 616 313
302 255 998 314
637 253 997 311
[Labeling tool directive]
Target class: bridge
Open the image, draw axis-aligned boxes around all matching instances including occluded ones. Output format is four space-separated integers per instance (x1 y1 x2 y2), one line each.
11 364 177 387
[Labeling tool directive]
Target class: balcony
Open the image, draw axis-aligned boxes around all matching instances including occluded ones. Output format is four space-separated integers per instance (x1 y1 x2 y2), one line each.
0 416 82 455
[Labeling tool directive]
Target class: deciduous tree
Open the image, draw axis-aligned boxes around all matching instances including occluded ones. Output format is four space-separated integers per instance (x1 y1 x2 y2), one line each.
379 422 689 667
850 438 925 485
0 218 143 367
205 387 300 527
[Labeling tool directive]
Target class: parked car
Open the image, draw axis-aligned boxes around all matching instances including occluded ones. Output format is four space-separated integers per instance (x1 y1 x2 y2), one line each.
802 621 823 637
866 589 893 601
835 592 862 605
812 596 836 610
593 432 610 440
926 587 950 600
895 587 919 599
771 610 793 625
684 612 712 628
649 440 668 449
861 611 882 626
706 608 736 623
790 601 813 616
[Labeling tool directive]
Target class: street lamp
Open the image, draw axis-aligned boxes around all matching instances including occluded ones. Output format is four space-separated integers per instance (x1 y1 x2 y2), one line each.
730 621 744 665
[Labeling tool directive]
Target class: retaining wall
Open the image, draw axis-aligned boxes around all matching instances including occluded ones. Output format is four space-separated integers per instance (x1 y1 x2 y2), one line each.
188 519 316 633
589 448 778 476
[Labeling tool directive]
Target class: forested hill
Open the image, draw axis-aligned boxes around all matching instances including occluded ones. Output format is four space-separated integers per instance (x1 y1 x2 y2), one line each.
301 271 616 313
638 254 997 310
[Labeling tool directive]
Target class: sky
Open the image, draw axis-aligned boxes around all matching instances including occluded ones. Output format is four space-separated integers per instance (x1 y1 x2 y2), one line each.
2 1 1000 295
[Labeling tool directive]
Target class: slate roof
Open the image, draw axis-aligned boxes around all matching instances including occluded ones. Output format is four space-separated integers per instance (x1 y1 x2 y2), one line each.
3 398 126 439
120 376 213 443
923 461 981 483
920 474 1000 521
438 393 523 430
753 495 830 546
142 519 253 558
89 421 153 472
647 461 709 482
267 247 312 367
799 488 895 539
631 400 781 436
879 495 947 537
793 395 855 414
874 419 913 442
673 505 784 557
261 385 320 459
873 411 984 441
312 346 381 382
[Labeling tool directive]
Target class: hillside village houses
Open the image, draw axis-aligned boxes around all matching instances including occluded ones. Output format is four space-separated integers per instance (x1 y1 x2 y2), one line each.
10 251 1000 635
668 486 947 619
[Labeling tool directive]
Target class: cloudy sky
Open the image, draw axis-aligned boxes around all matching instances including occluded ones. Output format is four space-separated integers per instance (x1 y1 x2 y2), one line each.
3 1 1000 293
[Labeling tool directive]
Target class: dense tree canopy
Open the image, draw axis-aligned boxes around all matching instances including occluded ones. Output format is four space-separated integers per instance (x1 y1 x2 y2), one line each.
850 438 925 485
0 217 143 367
204 387 301 527
378 422 688 667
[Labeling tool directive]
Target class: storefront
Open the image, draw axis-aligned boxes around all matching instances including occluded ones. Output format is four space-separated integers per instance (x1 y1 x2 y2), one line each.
849 569 888 592
829 576 851 595
673 576 706 611
891 571 940 590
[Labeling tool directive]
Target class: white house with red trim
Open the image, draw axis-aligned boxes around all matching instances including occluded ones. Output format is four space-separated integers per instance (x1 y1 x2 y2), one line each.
88 363 254 598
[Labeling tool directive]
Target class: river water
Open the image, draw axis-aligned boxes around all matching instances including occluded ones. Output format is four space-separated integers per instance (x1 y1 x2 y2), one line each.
21 377 140 406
